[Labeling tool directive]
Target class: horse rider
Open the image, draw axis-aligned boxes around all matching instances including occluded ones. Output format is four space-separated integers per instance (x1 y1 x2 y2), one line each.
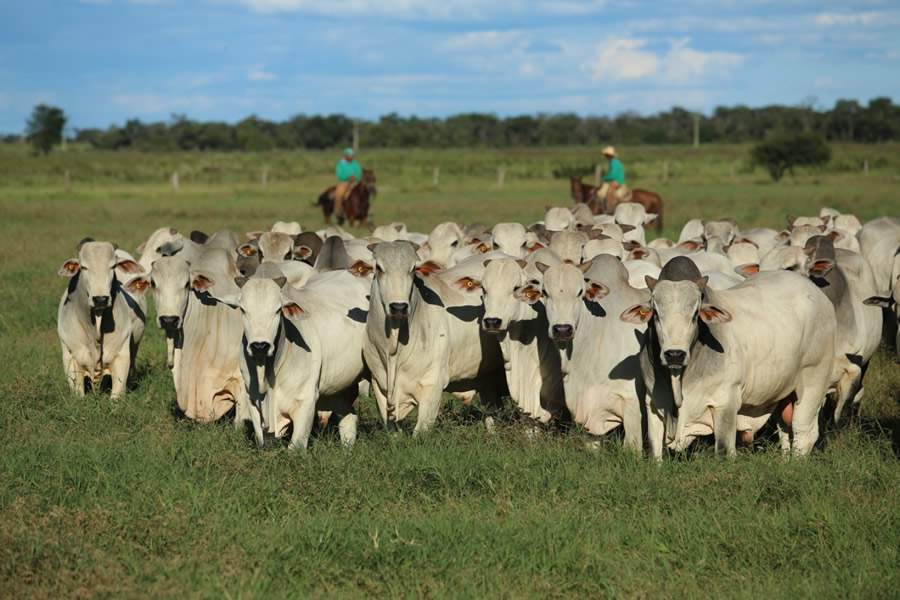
333 147 362 217
597 146 631 208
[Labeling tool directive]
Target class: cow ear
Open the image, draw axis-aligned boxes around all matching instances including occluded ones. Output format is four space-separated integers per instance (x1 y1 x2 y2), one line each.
514 284 542 305
293 245 312 260
864 295 893 307
136 241 147 255
273 276 287 288
535 262 551 274
645 276 658 291
192 274 214 291
282 302 308 319
735 237 758 248
415 261 442 276
808 258 834 278
116 259 144 274
695 275 709 290
578 260 593 274
245 231 264 241
238 243 258 257
59 259 81 277
699 304 732 324
630 248 649 260
644 213 658 225
482 259 493 268
826 230 843 242
775 230 790 242
677 240 701 251
734 263 760 278
234 276 249 288
584 281 609 301
367 242 379 253
190 230 209 244
619 224 636 233
125 277 150 294
516 259 528 269
620 304 653 324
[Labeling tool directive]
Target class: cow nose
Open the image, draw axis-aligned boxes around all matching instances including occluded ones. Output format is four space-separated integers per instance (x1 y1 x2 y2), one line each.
664 350 687 365
158 316 180 330
388 302 409 317
483 317 502 331
249 341 271 357
91 295 110 308
552 324 574 339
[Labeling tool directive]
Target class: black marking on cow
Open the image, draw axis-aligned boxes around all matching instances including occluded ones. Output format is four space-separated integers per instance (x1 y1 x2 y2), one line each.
583 297 607 317
414 276 444 307
446 304 484 322
347 307 368 323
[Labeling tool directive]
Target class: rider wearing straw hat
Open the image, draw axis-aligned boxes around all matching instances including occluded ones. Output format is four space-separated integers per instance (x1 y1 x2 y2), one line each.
332 147 363 218
597 145 632 209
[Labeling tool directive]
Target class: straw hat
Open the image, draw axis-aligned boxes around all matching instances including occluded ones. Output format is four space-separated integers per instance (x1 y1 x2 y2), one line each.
602 145 616 157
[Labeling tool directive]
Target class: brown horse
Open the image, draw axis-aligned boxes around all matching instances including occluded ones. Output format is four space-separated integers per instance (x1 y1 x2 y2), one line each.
315 169 377 226
569 176 664 231
342 169 376 227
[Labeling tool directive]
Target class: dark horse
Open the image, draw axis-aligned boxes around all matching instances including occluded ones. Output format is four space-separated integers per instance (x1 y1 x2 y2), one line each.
316 169 377 227
569 176 664 232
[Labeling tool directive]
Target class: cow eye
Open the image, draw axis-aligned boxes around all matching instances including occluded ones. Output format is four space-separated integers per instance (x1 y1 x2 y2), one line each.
451 240 459 248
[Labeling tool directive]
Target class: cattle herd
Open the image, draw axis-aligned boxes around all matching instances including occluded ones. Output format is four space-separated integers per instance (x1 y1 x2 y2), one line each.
56 203 899 457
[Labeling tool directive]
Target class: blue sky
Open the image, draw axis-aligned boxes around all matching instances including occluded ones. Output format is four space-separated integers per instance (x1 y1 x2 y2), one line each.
1 0 899 133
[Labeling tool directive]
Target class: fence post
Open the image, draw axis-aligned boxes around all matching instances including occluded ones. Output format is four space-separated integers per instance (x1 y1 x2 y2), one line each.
262 166 269 187
496 166 506 188
432 166 440 187
171 171 179 191
64 170 71 192
594 163 603 186
863 159 869 175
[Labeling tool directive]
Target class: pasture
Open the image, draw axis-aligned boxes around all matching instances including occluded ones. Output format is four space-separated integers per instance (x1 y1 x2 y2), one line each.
1 143 899 598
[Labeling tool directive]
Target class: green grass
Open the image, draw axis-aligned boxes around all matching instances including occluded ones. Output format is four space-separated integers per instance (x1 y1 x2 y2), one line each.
1 144 899 598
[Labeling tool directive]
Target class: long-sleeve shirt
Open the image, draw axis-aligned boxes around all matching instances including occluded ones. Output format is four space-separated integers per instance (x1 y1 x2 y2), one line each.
336 158 362 182
602 158 625 185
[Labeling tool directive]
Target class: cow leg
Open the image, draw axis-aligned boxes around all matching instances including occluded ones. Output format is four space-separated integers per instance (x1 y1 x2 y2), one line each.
288 390 319 451
646 399 667 461
711 400 739 457
109 355 130 399
413 375 445 436
371 381 390 426
832 363 862 425
791 378 826 457
622 395 643 455
61 344 84 397
247 400 264 448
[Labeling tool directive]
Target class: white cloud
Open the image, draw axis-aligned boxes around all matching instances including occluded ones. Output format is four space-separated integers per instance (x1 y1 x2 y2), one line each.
441 30 526 52
248 65 277 81
813 11 895 27
231 0 497 19
591 37 742 83
592 38 659 81
536 1 607 16
662 38 743 83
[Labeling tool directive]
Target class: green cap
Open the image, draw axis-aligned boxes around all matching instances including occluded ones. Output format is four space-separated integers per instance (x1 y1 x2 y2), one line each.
343 147 354 157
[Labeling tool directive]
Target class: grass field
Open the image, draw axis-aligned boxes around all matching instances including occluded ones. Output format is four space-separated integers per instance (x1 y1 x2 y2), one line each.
1 144 899 598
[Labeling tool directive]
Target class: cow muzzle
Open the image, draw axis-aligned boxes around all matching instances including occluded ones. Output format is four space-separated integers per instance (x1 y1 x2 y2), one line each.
249 341 272 361
663 349 687 375
158 315 180 331
91 295 110 315
388 302 409 319
482 317 504 333
551 324 574 342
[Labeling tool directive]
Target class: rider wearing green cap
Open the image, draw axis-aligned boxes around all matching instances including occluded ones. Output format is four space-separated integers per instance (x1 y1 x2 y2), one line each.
333 147 362 217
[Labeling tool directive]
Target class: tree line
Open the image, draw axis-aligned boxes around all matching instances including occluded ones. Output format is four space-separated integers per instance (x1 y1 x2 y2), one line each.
17 97 900 154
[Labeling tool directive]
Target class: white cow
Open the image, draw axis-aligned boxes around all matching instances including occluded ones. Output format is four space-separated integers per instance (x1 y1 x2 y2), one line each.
536 257 647 449
164 248 247 422
364 242 503 433
57 240 150 398
620 257 836 457
236 265 368 449
491 222 528 258
481 257 565 423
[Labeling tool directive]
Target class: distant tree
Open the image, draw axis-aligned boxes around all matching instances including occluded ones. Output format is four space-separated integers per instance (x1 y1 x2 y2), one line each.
25 104 67 155
751 131 831 182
